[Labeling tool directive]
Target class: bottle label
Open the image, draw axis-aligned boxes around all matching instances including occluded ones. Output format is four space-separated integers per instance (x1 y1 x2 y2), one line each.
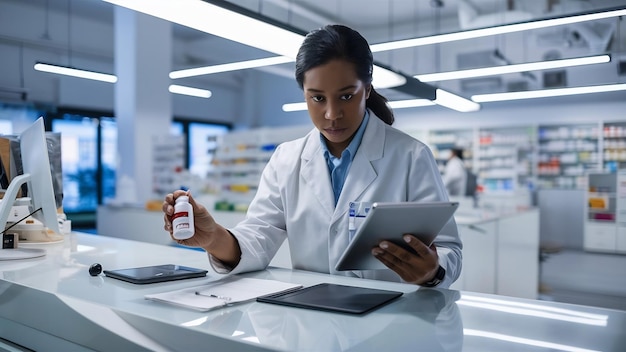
172 211 189 220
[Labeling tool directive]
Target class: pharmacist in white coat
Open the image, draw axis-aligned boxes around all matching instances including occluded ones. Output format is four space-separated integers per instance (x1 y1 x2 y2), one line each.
163 25 462 288
443 148 468 197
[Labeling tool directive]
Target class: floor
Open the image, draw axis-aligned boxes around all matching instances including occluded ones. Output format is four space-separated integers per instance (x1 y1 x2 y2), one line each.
539 249 626 311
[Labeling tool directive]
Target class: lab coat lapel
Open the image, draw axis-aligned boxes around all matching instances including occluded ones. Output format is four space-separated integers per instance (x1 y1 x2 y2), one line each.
301 134 335 218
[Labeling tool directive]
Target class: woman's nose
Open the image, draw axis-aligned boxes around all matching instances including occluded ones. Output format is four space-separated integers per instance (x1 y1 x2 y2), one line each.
325 103 342 120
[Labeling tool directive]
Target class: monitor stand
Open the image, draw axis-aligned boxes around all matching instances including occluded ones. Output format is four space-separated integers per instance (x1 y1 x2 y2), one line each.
0 174 47 260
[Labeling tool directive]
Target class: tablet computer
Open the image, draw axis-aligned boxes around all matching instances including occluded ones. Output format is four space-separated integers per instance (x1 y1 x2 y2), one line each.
335 201 459 271
103 264 208 284
257 283 403 314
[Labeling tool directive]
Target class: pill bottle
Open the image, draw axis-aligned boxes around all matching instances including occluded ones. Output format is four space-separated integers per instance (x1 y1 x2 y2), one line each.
172 195 194 240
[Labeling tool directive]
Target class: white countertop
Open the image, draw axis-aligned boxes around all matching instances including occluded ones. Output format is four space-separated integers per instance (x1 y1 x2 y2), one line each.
0 232 623 351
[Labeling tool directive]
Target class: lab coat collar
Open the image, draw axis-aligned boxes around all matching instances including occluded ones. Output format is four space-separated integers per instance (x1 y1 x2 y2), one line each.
300 111 385 221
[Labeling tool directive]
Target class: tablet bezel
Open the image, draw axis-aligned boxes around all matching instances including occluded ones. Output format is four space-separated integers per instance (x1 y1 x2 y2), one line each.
335 201 459 271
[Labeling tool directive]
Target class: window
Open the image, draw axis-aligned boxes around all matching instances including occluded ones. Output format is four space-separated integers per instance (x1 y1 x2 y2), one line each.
52 115 100 213
188 122 229 178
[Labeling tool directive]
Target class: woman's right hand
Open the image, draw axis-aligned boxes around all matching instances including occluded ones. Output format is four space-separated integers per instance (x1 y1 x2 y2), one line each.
162 190 220 249
163 190 242 267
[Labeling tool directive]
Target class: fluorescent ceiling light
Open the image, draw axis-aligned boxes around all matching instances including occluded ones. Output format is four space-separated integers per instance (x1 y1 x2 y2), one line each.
34 63 118 83
170 56 294 79
370 7 626 52
104 0 407 89
282 98 435 112
435 89 481 112
282 102 307 112
103 0 304 58
169 84 212 98
388 99 435 109
416 55 611 82
372 66 407 88
34 63 212 98
472 83 626 102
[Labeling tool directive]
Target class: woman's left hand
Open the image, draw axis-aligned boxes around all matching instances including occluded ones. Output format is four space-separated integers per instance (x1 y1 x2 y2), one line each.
372 235 439 285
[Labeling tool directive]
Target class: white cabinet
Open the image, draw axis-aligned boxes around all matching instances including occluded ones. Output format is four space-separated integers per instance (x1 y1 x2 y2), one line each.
584 171 626 254
585 222 617 252
453 209 540 299
496 210 539 299
457 221 497 294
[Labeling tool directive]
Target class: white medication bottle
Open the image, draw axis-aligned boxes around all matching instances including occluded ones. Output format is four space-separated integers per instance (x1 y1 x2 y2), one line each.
172 195 195 240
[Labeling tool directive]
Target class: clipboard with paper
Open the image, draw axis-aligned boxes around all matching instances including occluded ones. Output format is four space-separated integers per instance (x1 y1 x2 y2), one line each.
145 276 302 312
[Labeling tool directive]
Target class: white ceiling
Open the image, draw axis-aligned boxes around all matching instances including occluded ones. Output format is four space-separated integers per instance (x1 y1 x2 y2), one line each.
2 0 626 102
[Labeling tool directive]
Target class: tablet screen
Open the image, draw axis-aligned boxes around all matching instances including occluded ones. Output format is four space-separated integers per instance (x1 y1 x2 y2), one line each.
335 201 458 271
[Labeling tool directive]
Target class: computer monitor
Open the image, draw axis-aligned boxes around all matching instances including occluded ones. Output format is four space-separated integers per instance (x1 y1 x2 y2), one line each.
0 117 62 260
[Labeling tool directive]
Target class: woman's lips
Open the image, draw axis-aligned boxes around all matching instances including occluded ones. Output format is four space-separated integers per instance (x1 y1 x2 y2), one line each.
325 128 346 136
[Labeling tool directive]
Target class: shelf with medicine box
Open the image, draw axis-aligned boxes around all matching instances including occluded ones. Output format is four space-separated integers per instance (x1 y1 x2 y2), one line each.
477 126 536 194
537 123 601 190
602 121 626 173
427 128 475 175
210 126 310 212
152 134 186 198
584 171 626 254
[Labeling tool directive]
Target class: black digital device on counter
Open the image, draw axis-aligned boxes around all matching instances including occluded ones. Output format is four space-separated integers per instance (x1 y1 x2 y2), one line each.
257 283 403 314
103 264 208 284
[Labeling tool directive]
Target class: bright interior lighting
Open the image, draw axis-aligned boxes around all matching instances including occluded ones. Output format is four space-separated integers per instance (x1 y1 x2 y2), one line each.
106 0 408 89
372 66 407 89
472 83 626 102
435 89 481 112
181 317 208 327
168 84 212 98
282 102 307 112
458 295 608 326
370 8 626 52
416 55 610 82
103 0 304 58
170 56 294 79
34 63 118 83
464 329 601 352
388 99 435 109
282 98 435 112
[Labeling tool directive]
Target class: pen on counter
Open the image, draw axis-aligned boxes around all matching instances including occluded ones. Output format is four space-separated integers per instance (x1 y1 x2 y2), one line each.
195 291 232 301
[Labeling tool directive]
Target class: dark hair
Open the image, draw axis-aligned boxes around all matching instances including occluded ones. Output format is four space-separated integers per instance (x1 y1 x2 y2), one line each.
295 24 394 125
452 148 464 160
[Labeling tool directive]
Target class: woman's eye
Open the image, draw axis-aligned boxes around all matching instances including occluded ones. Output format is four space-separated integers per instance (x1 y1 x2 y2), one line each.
311 96 324 102
341 94 353 101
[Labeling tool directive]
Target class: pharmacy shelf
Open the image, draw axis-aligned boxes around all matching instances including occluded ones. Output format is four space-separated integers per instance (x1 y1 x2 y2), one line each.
537 123 600 190
477 126 535 194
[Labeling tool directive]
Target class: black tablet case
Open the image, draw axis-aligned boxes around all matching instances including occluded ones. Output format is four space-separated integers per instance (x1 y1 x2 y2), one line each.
103 264 208 284
257 283 403 314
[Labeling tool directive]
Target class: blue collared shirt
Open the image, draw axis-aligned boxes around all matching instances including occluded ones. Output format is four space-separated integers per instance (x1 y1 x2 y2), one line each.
321 110 370 205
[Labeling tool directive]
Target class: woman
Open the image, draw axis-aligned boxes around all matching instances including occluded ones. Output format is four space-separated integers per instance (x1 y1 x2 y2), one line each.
162 25 462 288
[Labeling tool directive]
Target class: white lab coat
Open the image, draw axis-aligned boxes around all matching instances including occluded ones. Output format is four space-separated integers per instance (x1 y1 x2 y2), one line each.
443 156 467 197
218 113 462 287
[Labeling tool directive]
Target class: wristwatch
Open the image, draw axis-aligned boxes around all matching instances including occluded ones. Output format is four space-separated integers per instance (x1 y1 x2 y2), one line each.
422 265 445 287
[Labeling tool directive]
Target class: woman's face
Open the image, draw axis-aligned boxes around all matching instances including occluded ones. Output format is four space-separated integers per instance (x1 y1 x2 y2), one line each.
303 59 371 157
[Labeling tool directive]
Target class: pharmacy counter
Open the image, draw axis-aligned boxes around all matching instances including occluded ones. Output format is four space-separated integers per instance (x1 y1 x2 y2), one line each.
0 233 624 351
451 208 540 299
